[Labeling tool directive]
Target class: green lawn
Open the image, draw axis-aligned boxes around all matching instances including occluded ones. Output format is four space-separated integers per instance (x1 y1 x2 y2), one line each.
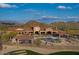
4 49 79 55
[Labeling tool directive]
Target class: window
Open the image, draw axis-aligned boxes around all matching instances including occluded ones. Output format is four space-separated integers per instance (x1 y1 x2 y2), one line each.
46 31 51 35
41 32 45 35
35 31 39 35
53 32 59 37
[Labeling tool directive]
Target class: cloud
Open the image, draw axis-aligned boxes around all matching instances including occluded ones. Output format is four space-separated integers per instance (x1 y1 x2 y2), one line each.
41 16 79 20
57 6 66 9
67 16 79 18
0 3 17 8
41 16 60 18
57 5 72 9
20 3 27 6
24 9 37 12
24 9 41 15
67 6 72 9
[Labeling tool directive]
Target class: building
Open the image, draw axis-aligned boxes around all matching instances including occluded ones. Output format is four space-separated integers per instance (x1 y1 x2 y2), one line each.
8 26 66 37
12 34 33 44
8 26 67 44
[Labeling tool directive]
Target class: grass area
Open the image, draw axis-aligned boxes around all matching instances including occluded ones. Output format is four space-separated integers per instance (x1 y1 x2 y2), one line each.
4 50 79 55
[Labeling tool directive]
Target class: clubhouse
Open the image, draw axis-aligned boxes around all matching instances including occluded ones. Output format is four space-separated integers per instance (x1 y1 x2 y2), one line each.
8 26 67 44
8 26 66 37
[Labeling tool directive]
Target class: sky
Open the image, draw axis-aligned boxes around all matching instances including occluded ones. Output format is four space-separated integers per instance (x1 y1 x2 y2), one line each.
0 3 79 23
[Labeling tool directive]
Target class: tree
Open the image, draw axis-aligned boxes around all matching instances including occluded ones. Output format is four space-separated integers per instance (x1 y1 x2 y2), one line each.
1 33 9 42
34 38 42 46
1 32 17 42
8 32 17 37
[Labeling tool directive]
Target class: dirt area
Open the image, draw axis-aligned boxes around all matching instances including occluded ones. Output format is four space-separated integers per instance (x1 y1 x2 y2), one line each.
0 44 79 55
0 39 79 55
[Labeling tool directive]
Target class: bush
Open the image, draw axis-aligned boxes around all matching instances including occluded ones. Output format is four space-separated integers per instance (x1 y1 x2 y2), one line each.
34 38 42 46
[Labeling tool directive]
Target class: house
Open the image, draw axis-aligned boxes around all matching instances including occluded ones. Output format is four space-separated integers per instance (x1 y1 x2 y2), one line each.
8 26 67 44
8 26 67 37
11 34 33 44
33 26 66 37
